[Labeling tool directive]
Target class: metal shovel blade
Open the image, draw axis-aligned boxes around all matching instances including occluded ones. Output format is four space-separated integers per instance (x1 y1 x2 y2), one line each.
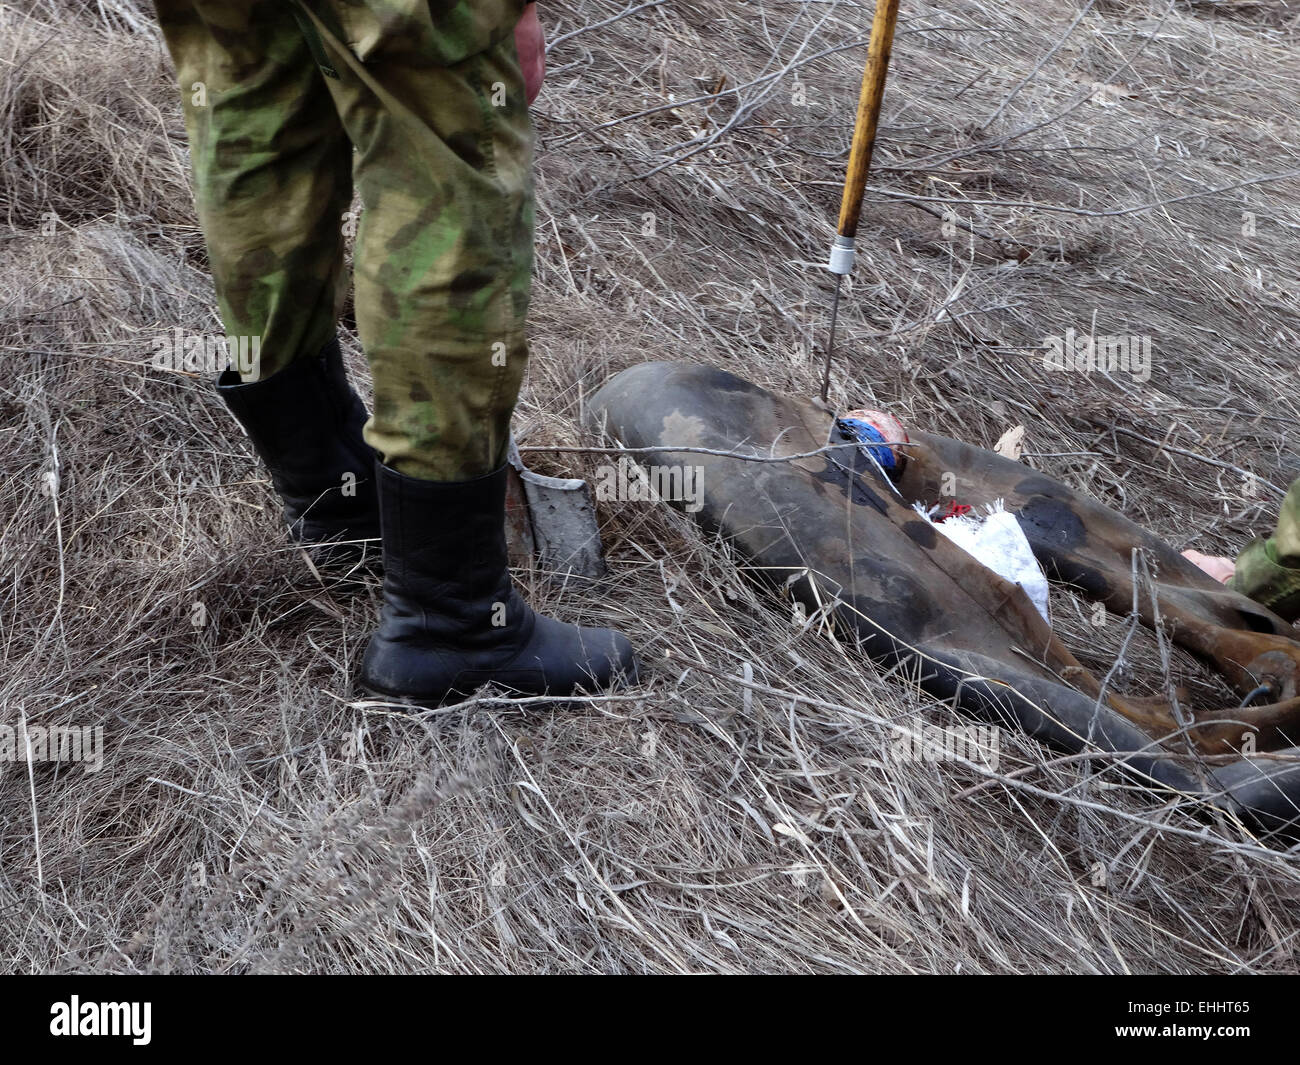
504 435 607 579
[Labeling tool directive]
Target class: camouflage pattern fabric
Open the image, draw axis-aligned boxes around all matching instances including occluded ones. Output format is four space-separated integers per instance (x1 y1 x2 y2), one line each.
1233 478 1300 623
153 0 533 480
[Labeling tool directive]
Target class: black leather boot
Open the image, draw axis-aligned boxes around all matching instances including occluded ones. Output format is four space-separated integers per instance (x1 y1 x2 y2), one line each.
217 338 380 567
359 461 639 702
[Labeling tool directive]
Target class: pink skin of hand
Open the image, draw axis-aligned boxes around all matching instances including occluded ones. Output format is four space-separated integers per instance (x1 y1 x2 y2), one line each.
1182 549 1236 584
515 2 545 105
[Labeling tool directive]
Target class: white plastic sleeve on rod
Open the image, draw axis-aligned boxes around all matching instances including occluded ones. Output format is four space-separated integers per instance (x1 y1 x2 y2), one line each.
827 235 855 275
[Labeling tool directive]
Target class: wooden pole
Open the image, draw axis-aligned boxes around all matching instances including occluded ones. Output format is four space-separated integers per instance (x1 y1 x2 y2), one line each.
820 0 901 403
836 0 901 241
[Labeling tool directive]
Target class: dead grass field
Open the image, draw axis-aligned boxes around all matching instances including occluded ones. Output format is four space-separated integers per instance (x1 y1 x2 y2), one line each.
2 0 1299 973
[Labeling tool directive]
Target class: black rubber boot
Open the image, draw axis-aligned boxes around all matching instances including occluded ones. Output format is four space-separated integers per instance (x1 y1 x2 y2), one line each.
359 461 639 703
217 338 380 568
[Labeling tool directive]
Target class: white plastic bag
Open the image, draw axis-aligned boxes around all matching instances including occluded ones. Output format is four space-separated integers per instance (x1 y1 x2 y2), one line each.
914 500 1051 625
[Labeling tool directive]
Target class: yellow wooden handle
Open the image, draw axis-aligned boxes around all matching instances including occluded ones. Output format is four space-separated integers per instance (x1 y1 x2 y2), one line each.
836 0 901 239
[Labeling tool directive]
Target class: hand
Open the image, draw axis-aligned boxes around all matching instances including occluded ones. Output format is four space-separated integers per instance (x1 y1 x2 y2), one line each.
515 2 545 105
1182 549 1236 584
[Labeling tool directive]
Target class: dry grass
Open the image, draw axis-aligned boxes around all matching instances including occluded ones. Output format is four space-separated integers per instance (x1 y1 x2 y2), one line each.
2 0 1300 973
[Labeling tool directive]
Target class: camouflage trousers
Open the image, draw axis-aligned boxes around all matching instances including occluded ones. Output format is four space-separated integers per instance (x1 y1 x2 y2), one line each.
153 0 534 480
1233 477 1300 622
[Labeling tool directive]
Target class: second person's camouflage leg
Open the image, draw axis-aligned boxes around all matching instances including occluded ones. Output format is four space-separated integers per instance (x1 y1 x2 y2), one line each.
1233 478 1300 622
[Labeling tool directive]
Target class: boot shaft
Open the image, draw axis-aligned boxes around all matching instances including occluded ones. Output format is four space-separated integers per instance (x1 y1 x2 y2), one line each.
217 339 378 539
374 461 524 649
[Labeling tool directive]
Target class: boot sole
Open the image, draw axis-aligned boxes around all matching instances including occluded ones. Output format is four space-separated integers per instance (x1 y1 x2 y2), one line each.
351 662 642 713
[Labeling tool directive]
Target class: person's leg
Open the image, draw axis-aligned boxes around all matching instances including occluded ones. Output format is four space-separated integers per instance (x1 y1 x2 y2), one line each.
154 0 380 563
300 1 636 698
302 0 532 478
1232 478 1300 622
154 0 352 379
